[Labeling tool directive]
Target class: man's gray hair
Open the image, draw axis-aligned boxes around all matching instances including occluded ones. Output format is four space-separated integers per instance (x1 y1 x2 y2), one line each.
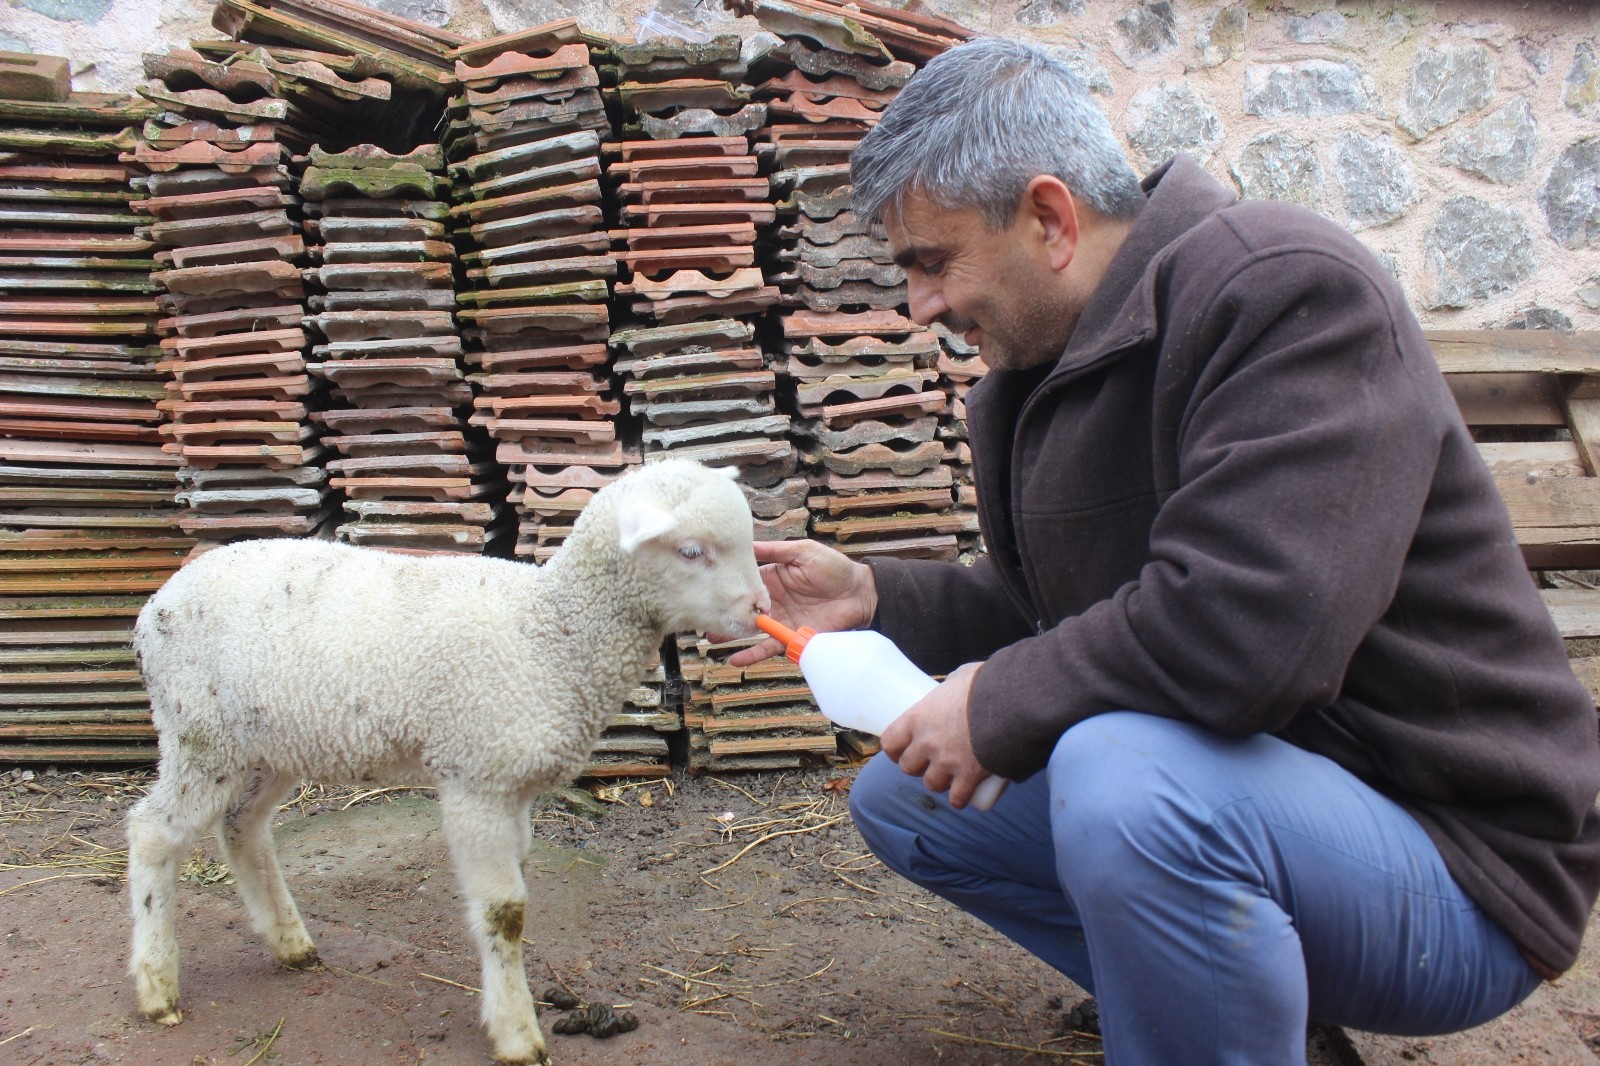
851 36 1145 230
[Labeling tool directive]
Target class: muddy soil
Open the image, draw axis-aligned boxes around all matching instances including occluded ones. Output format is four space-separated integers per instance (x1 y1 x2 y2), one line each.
1 765 1594 1066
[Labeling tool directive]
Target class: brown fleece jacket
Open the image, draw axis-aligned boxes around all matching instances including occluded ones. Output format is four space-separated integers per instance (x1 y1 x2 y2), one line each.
868 156 1600 977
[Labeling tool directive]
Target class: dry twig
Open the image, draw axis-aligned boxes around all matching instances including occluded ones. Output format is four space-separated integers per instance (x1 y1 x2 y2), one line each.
543 961 582 1005
693 894 754 913
775 894 852 915
418 972 479 994
240 1017 285 1066
331 965 399 988
927 1027 1104 1061
340 786 431 810
705 776 760 804
701 814 847 875
954 978 1013 1013
0 872 106 898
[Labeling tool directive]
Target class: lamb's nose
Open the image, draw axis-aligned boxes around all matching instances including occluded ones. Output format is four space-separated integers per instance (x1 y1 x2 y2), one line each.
754 586 772 615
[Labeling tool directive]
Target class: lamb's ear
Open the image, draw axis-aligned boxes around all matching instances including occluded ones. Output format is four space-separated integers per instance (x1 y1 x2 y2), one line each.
707 465 740 480
616 496 679 553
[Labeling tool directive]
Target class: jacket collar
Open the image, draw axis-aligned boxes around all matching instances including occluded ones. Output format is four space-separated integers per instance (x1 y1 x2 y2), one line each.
1046 154 1238 379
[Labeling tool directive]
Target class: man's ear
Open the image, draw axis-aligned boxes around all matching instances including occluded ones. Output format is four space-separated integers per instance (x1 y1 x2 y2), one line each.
1021 174 1080 273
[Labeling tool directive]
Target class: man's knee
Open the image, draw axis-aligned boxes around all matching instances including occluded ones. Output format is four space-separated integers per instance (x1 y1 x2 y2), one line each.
1046 712 1221 876
1048 711 1187 811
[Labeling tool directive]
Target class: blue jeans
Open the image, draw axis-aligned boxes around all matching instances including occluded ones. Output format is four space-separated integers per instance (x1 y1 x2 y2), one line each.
849 711 1540 1066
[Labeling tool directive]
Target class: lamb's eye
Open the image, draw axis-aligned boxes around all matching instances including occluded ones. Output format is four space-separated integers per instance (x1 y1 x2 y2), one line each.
678 545 703 560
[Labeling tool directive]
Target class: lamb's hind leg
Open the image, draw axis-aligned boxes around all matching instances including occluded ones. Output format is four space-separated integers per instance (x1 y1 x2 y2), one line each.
217 765 318 969
440 789 548 1066
127 749 232 1025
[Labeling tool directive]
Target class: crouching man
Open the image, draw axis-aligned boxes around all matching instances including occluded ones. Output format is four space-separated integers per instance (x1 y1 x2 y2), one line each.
734 35 1600 1066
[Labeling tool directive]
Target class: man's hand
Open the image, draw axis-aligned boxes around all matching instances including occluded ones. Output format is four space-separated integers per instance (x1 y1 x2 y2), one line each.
725 540 878 667
879 662 990 809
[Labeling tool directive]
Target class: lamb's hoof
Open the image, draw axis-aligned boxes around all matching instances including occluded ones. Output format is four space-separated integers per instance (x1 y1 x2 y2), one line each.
279 948 321 971
143 1006 183 1027
132 968 182 1025
490 1028 550 1065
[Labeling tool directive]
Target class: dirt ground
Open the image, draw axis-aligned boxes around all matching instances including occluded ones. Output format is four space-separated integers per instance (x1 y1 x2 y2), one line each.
1 764 1596 1066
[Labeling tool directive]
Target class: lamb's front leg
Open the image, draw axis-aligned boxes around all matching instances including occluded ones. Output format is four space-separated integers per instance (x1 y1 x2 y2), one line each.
440 789 548 1066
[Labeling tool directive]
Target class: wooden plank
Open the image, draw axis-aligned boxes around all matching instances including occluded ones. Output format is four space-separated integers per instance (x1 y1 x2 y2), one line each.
1561 380 1600 477
1475 441 1586 480
1426 330 1600 374
1490 476 1600 569
1542 591 1600 639
1518 541 1600 571
0 438 178 467
1495 476 1600 529
1447 373 1564 426
693 658 803 688
0 529 185 550
1567 656 1600 708
0 551 182 573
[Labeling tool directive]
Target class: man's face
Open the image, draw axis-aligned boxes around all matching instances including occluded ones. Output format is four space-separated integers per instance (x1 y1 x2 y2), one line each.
884 191 1072 373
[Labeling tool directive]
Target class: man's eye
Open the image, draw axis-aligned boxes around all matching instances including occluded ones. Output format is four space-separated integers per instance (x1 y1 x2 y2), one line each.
922 259 946 277
679 545 703 560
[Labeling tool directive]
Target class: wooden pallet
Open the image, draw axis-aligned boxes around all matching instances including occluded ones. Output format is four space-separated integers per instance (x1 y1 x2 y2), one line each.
1428 329 1600 704
1429 329 1600 571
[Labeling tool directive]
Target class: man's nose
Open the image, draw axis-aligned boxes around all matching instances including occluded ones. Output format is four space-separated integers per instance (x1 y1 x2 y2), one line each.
905 272 947 327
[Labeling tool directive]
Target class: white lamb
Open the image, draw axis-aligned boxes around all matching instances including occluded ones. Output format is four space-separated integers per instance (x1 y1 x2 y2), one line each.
126 459 769 1065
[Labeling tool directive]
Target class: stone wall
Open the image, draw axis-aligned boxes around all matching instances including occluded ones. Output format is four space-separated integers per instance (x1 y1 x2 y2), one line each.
6 0 1597 329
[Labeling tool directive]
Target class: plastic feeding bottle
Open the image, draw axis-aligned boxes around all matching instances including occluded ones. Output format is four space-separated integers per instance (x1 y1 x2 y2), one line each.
756 615 1009 811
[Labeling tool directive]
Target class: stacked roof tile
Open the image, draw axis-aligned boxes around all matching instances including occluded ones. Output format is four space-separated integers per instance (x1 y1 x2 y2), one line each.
605 34 790 495
200 6 484 555
210 0 462 95
727 0 972 64
598 30 832 773
0 53 188 762
679 631 836 772
447 21 620 564
726 0 976 762
0 2 985 774
301 143 502 553
130 47 330 552
741 0 978 567
449 22 685 779
933 322 985 538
